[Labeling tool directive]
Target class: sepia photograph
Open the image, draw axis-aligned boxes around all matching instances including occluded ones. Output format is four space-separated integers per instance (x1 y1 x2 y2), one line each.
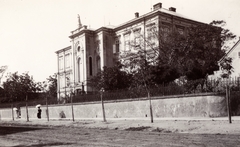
0 0 240 146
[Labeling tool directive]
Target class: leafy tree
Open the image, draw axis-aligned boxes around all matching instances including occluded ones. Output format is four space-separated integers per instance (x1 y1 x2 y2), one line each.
0 87 4 97
46 74 57 98
220 57 233 79
89 62 132 91
0 65 7 85
120 23 185 86
121 20 235 90
180 21 235 80
3 72 39 102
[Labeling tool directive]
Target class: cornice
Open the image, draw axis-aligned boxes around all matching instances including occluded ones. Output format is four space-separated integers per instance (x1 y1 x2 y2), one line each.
55 46 71 54
114 9 204 32
69 29 94 39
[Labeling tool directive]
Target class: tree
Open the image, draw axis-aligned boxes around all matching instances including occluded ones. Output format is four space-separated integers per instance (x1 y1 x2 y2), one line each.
220 57 233 79
89 63 131 123
120 22 187 86
0 65 7 85
3 72 39 102
39 74 57 98
89 62 132 91
220 57 233 124
46 74 57 98
180 21 235 80
121 20 235 90
0 87 5 97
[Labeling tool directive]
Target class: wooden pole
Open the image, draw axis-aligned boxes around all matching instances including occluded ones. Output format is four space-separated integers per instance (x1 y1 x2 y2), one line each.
71 91 74 122
226 83 232 124
148 92 153 123
228 84 232 123
100 89 106 122
26 94 29 122
11 104 14 121
46 95 49 121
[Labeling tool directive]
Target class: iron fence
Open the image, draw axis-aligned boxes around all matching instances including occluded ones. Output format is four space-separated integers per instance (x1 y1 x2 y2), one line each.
0 77 240 109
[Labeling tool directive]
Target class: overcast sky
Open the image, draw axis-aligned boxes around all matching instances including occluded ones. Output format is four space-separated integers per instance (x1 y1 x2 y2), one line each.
0 0 240 83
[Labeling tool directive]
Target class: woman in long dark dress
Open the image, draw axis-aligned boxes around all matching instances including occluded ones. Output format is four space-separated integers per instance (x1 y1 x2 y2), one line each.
37 107 42 119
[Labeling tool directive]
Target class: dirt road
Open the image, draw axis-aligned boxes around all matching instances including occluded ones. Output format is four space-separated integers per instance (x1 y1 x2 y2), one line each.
1 122 240 147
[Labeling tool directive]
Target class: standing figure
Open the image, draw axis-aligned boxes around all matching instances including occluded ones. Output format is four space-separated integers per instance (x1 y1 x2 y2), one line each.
16 108 20 118
37 107 42 119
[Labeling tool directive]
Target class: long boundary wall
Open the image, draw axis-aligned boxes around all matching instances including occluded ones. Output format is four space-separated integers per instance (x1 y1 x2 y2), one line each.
0 94 227 120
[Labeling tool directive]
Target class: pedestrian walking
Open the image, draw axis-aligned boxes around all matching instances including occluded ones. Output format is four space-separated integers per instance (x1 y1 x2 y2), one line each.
37 106 42 119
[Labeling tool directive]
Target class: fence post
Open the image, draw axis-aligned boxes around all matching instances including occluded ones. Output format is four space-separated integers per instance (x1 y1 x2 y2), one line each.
26 93 29 122
46 95 49 121
100 88 106 122
11 104 14 121
71 93 74 122
148 92 153 123
226 83 232 124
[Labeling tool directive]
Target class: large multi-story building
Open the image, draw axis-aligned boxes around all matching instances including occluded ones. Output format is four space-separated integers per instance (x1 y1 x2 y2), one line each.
55 2 203 100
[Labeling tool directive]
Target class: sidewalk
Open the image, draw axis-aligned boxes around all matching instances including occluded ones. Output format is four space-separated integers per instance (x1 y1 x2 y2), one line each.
1 117 240 134
2 116 240 121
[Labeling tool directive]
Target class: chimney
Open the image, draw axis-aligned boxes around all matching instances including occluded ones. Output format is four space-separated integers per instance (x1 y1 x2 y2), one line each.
169 7 176 12
83 25 87 29
135 12 139 18
153 2 162 10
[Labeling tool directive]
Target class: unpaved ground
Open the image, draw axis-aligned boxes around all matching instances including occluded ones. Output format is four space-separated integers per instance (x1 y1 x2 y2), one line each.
2 118 240 134
1 118 240 146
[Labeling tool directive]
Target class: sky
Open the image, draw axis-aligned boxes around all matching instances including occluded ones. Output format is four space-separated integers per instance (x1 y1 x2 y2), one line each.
0 0 240 83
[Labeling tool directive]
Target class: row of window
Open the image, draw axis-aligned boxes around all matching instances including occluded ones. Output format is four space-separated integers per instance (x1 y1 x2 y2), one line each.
113 25 180 53
59 54 71 70
59 55 100 88
78 55 99 78
59 52 100 82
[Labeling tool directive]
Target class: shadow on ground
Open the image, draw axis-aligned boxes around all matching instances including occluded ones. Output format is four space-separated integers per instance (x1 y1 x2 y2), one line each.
8 142 73 147
0 125 46 135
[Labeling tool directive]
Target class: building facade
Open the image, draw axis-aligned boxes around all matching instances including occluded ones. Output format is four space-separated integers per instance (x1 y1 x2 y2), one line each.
209 38 240 79
223 39 240 77
55 2 203 100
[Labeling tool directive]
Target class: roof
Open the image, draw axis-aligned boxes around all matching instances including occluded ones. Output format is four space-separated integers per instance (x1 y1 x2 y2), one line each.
113 7 204 31
70 6 204 36
104 25 116 29
55 46 71 54
160 8 191 20
219 39 240 63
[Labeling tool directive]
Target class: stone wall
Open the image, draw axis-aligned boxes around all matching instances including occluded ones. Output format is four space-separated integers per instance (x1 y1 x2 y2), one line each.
0 108 13 120
0 94 227 120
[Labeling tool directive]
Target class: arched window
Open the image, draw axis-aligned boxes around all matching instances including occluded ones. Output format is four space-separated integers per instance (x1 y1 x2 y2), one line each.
89 57 93 76
78 58 81 82
96 56 101 71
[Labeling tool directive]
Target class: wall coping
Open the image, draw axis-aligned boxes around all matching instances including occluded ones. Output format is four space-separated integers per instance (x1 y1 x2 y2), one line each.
18 92 223 109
